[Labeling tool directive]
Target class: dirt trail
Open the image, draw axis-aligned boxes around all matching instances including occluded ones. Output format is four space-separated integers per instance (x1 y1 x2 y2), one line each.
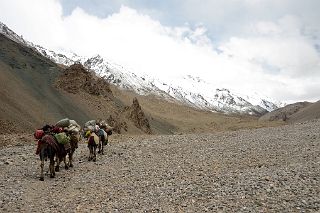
0 120 319 212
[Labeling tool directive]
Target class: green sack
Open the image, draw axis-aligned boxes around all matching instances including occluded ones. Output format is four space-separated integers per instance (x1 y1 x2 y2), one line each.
55 118 70 128
54 132 70 145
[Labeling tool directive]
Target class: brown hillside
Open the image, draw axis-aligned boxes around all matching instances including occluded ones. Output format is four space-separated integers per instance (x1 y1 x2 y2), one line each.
0 34 92 133
288 101 320 123
259 101 320 124
259 102 311 122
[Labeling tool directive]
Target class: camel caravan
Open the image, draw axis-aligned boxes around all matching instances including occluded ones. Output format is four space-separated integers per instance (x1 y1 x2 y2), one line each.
34 118 113 181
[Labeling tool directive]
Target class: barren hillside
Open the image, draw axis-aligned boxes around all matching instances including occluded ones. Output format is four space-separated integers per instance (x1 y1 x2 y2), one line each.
0 34 91 131
259 101 320 124
0 119 319 212
289 101 320 123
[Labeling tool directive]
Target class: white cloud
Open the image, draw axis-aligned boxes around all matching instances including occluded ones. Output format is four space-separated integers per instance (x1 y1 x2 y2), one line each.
0 0 65 46
0 0 319 103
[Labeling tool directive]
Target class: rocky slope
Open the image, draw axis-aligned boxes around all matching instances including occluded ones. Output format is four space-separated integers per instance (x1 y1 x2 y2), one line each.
289 101 320 123
259 102 311 121
0 33 92 132
259 101 315 122
55 63 113 98
0 119 319 212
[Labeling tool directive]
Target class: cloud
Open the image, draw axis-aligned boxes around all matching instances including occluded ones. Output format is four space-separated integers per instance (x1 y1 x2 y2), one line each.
0 0 65 46
0 0 320 103
221 15 320 78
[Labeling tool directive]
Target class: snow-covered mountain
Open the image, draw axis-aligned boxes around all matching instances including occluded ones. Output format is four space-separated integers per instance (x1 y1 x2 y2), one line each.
0 22 283 115
83 55 283 114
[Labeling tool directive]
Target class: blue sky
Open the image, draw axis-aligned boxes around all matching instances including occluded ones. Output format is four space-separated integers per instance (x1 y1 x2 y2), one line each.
0 0 320 102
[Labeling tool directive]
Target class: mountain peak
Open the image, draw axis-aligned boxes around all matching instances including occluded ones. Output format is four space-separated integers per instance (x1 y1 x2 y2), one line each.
216 88 230 93
90 54 104 61
0 21 28 45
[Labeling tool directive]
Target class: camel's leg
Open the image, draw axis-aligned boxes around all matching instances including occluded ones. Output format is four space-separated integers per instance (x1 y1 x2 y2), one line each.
69 151 74 168
64 155 69 170
55 157 60 172
98 140 101 154
88 146 92 161
101 139 104 155
40 160 44 181
49 157 55 178
93 146 97 162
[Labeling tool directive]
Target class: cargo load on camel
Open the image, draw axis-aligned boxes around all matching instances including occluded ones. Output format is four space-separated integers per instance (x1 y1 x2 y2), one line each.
83 118 114 160
33 118 81 181
56 118 81 133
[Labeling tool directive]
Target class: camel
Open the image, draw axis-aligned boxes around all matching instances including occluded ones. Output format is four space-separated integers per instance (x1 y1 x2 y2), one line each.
55 132 79 171
97 129 107 155
37 134 60 181
87 132 99 162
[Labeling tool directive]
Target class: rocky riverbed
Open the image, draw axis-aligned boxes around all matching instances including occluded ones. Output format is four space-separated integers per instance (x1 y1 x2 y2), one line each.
0 120 319 212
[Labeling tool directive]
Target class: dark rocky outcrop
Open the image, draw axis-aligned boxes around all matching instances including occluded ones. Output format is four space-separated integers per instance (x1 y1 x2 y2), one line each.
56 63 113 98
123 98 152 134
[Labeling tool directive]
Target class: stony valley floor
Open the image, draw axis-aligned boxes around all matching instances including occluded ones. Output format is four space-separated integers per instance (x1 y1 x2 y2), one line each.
0 120 319 212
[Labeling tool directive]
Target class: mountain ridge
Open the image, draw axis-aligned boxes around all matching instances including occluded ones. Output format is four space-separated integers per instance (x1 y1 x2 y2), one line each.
259 101 320 123
0 21 283 116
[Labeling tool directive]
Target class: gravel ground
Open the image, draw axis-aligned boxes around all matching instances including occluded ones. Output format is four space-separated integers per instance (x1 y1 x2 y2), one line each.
0 120 319 212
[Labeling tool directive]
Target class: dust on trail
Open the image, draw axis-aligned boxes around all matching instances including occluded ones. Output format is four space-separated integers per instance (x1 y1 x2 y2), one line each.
0 120 319 212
